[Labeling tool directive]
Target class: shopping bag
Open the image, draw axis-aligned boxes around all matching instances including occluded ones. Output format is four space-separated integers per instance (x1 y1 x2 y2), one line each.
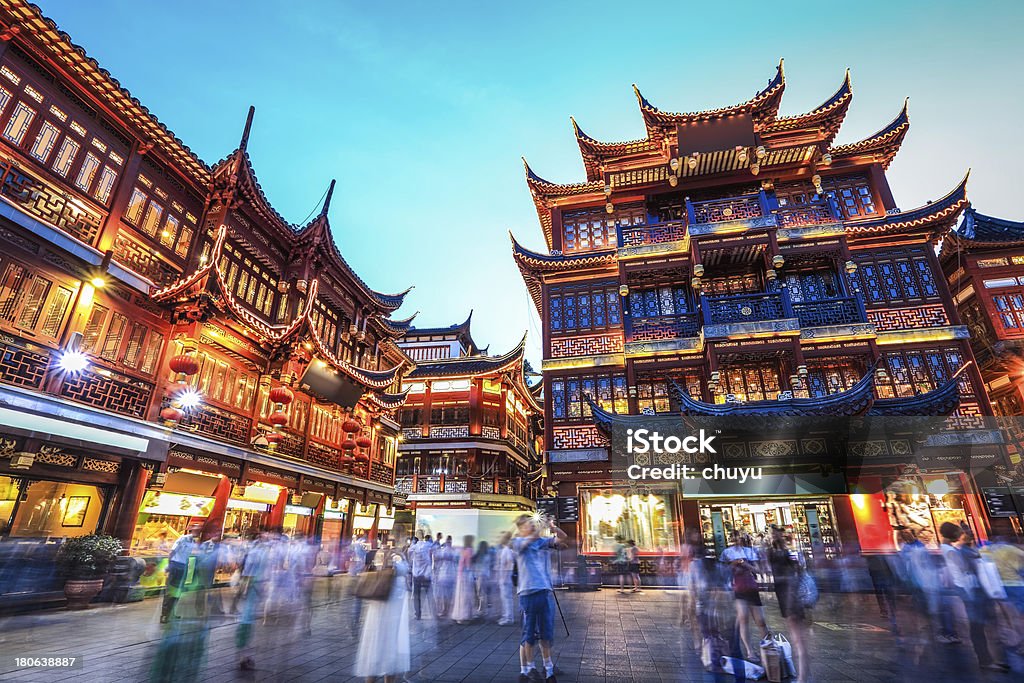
701 635 728 671
771 633 795 677
759 636 783 683
977 560 1007 600
720 656 766 680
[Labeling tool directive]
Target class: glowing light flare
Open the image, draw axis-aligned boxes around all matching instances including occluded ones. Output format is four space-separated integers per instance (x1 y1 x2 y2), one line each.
58 348 90 374
176 387 203 410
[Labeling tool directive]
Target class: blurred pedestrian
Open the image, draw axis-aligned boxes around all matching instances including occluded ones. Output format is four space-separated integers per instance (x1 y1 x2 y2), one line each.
720 530 768 661
160 524 200 624
626 540 641 592
473 540 494 619
612 536 629 593
353 547 411 683
514 514 566 683
769 527 809 683
409 532 434 620
235 531 273 671
433 535 456 617
497 532 516 625
451 535 476 623
940 522 1006 672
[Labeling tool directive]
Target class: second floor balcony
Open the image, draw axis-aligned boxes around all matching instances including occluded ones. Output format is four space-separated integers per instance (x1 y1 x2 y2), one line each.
699 291 870 340
0 156 104 246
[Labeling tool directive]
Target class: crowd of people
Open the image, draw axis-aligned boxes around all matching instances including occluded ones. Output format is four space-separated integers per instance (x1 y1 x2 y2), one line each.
144 518 1024 682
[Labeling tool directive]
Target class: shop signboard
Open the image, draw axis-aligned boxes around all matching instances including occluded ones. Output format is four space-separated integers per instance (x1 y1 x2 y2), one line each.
140 491 215 517
285 505 313 516
226 499 270 512
537 497 558 519
556 496 580 522
982 487 1020 517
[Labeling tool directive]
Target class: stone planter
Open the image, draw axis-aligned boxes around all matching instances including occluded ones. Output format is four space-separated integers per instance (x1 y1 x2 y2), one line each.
63 578 104 610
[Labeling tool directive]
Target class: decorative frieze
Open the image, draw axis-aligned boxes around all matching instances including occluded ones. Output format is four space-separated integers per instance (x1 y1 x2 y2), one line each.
550 333 623 359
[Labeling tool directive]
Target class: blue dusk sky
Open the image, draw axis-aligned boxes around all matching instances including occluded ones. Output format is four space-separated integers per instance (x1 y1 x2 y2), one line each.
39 0 1024 366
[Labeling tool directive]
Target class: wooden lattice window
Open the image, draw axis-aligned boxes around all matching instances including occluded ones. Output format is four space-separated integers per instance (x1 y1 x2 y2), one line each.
0 258 75 344
562 204 645 253
719 362 782 402
702 273 761 296
854 248 939 305
806 359 863 397
121 175 196 259
636 369 703 414
0 60 123 205
551 372 627 421
629 285 690 317
79 302 164 376
549 282 622 334
310 300 340 351
876 348 967 399
218 241 278 319
822 175 878 219
992 290 1024 331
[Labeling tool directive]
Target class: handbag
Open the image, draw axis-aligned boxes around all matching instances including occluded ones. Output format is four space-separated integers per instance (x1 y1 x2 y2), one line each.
797 569 818 607
701 635 728 671
759 636 783 683
733 563 758 593
771 633 795 677
353 553 396 601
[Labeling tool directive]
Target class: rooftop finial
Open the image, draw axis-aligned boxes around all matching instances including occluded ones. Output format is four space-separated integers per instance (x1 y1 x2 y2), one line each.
240 105 255 152
321 179 336 217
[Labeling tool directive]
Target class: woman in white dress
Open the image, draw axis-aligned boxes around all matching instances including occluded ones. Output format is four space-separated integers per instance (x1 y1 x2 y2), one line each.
354 548 411 682
450 535 477 623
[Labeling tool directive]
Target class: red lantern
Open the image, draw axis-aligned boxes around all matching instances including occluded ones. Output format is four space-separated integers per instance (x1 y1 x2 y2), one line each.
356 435 372 450
341 454 356 465
269 386 294 406
169 354 199 378
342 436 357 451
341 417 361 434
268 411 289 427
264 431 282 444
160 406 183 424
355 452 369 463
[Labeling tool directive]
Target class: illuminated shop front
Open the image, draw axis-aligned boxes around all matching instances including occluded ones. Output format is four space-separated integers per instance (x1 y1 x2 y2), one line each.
848 472 984 553
580 487 679 554
321 497 350 549
698 499 840 560
352 503 378 539
224 482 281 536
0 476 108 538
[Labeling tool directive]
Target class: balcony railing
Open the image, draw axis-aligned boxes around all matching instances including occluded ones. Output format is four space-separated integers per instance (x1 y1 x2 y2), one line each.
617 220 687 249
776 197 843 227
791 296 866 327
626 313 701 342
702 291 791 325
688 192 768 225
0 158 104 245
399 475 536 498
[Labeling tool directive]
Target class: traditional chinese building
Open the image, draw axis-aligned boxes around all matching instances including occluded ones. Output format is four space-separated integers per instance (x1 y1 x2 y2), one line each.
942 208 1024 489
513 62 1001 564
394 316 543 541
0 0 412 603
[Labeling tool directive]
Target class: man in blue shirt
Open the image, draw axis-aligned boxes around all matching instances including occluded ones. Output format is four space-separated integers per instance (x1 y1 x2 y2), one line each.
160 523 200 623
512 513 566 683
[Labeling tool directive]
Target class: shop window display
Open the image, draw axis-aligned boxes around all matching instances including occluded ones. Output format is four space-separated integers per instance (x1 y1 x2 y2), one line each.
699 499 839 560
881 475 974 549
581 488 677 554
5 480 106 538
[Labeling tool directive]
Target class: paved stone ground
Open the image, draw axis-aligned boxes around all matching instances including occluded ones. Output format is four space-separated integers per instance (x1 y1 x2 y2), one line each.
0 578 1020 682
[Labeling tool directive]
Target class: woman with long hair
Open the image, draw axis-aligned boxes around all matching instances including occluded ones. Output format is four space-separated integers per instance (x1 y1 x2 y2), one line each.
768 527 809 683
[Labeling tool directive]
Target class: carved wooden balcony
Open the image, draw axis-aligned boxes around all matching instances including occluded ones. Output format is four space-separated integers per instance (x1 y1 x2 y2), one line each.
776 197 843 227
0 158 104 245
791 296 866 327
624 313 702 356
701 291 798 340
617 220 688 256
686 191 777 236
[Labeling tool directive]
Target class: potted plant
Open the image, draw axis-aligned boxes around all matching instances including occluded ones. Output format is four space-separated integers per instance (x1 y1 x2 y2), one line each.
54 534 123 609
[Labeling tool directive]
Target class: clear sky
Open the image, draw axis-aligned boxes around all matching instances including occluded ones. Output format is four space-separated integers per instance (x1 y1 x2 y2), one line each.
39 0 1024 367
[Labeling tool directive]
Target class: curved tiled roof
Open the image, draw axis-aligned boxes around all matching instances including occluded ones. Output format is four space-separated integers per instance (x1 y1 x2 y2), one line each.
571 117 660 181
510 232 617 312
635 60 786 137
829 99 909 169
946 207 1024 248
762 70 852 144
845 172 969 237
376 312 419 337
364 390 410 412
406 333 527 379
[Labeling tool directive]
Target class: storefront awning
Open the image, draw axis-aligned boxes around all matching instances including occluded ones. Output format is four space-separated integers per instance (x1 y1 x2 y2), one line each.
164 471 222 497
0 406 149 456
